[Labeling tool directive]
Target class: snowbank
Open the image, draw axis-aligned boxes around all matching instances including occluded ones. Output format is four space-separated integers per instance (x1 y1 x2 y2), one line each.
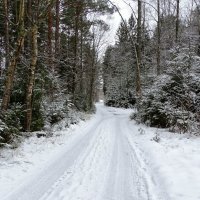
127 120 200 200
0 114 93 198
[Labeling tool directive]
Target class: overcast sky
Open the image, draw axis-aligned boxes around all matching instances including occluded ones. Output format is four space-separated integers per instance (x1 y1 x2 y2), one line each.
104 0 132 45
104 0 191 46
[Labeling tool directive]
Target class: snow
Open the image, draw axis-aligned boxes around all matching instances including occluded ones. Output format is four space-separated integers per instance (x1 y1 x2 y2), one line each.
131 125 200 200
0 103 200 200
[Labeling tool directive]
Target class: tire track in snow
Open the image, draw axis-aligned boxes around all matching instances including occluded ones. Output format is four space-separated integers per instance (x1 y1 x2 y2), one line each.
101 109 167 200
2 113 110 200
102 117 135 200
122 117 169 200
40 118 115 200
2 104 168 200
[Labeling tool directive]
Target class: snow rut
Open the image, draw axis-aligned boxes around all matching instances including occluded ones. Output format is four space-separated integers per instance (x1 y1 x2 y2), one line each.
122 118 168 200
40 118 115 200
2 104 167 200
2 115 109 200
100 118 130 200
101 114 158 200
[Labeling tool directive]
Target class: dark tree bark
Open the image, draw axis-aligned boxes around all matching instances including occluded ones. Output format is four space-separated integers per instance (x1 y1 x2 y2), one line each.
4 0 9 69
1 0 25 111
25 24 38 131
72 4 80 100
55 0 60 56
89 36 96 109
79 15 84 93
194 0 200 55
48 0 53 70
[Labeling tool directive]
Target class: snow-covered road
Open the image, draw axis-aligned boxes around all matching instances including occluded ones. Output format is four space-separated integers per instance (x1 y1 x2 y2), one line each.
1 103 164 200
2 103 200 200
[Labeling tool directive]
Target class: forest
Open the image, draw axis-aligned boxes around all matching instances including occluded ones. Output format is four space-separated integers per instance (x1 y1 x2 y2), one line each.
103 0 200 134
0 0 200 147
0 0 114 146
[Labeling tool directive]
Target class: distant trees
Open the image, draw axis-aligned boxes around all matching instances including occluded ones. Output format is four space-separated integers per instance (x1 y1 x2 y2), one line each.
103 18 138 108
102 1 151 107
103 0 200 133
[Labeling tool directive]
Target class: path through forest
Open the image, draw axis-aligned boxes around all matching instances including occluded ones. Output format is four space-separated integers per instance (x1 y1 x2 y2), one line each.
2 103 168 200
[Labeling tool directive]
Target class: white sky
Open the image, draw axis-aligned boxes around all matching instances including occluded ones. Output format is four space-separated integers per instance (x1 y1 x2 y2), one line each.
104 0 133 45
104 0 191 46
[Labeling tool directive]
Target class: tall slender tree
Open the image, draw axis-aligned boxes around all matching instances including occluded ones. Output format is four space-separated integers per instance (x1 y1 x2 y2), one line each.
55 0 60 58
47 0 53 70
1 0 25 111
3 0 9 69
194 0 200 55
136 0 142 96
176 0 180 43
25 24 38 131
157 0 161 75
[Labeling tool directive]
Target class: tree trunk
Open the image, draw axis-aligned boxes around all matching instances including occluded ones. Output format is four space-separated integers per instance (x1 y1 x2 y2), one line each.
25 24 38 131
198 17 200 56
48 0 53 70
89 37 96 109
72 7 79 100
136 0 142 96
1 0 25 111
157 0 161 75
80 15 84 93
55 0 60 56
194 0 200 55
27 0 32 54
4 0 10 69
176 0 180 43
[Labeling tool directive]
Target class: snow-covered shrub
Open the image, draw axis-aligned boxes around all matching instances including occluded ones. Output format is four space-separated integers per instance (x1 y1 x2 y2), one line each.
43 95 67 127
135 76 171 128
0 119 10 146
0 104 23 146
135 48 200 134
105 94 136 108
42 93 86 132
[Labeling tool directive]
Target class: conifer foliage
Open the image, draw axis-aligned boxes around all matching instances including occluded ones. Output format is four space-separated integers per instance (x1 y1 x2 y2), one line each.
0 0 113 145
103 0 200 134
